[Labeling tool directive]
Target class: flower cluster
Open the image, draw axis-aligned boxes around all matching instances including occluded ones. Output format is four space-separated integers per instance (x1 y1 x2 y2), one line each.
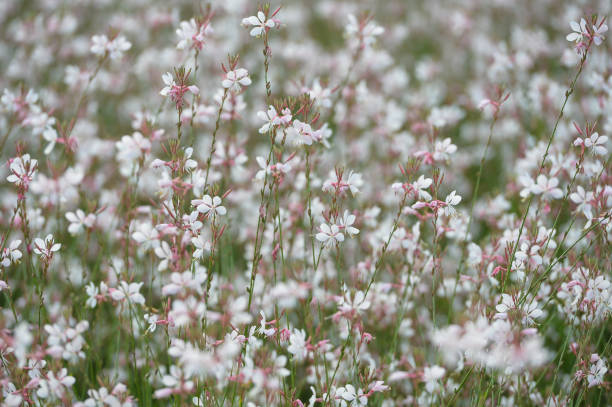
0 2 610 407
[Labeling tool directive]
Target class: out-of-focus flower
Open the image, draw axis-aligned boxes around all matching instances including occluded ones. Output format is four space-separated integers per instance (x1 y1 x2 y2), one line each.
176 18 213 50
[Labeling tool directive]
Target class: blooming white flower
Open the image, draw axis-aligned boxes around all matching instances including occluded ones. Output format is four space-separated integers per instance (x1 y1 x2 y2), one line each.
191 234 211 259
257 105 285 134
443 190 462 216
33 234 61 260
287 329 308 360
422 365 445 393
159 72 176 97
592 22 608 46
338 211 359 237
566 19 588 44
155 241 173 271
1 240 22 268
85 282 98 308
587 354 608 387
222 68 251 92
574 132 608 156
411 175 433 201
316 223 345 247
336 384 367 407
7 154 38 188
242 11 276 37
192 195 226 217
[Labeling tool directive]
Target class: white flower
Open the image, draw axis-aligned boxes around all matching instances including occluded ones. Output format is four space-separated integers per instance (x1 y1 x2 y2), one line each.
532 175 563 200
155 241 173 271
433 137 457 161
444 190 462 216
338 211 359 237
287 329 308 360
110 281 145 305
569 185 593 219
258 311 276 337
345 14 384 50
7 154 38 187
192 195 227 217
1 240 22 268
107 35 131 59
191 234 211 259
574 132 608 156
90 34 131 59
65 210 96 235
176 18 213 50
566 19 588 44
592 22 608 46
85 282 98 308
411 175 433 201
222 68 251 92
422 365 445 393
90 34 109 56
257 105 281 134
587 354 607 388
159 72 176 97
33 234 61 260
242 11 276 37
315 223 345 247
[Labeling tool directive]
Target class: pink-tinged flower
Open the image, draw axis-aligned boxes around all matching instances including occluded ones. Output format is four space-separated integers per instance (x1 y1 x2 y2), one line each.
160 72 199 109
222 68 251 92
242 11 276 37
7 154 38 188
258 311 277 337
176 18 213 50
574 132 608 156
566 19 588 44
322 170 363 195
336 384 367 407
345 14 384 50
192 194 227 217
315 223 345 247
1 240 22 268
33 234 61 260
592 22 608 46
587 354 608 388
288 120 325 146
257 105 291 133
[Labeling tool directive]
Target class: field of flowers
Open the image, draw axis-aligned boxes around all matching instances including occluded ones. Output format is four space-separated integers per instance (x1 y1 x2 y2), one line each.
0 0 611 405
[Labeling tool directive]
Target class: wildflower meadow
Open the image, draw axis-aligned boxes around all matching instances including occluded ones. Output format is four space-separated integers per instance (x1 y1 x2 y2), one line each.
0 0 611 406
